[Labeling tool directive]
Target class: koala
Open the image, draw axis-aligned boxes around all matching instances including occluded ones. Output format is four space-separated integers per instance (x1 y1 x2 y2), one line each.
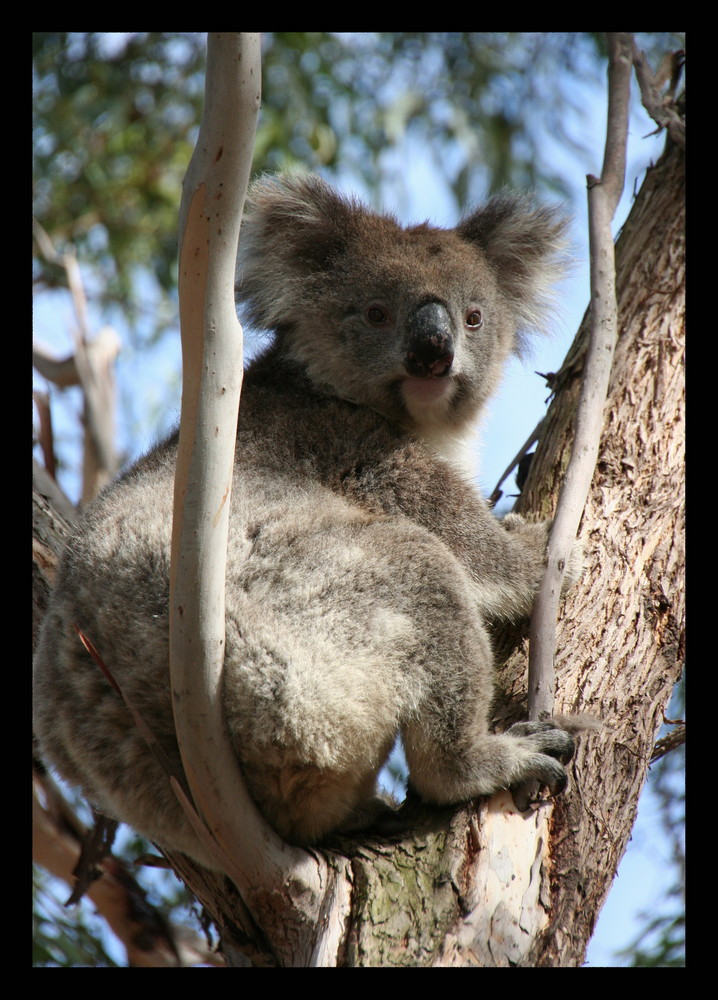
33 173 581 870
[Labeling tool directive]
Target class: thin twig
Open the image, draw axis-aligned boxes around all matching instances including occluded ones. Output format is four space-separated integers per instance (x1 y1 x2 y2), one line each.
489 418 542 507
527 33 633 720
33 220 119 500
650 725 686 764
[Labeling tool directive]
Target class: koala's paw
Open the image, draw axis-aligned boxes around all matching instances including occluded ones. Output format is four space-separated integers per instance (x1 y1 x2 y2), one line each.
503 513 585 594
562 537 586 592
505 721 575 812
501 512 546 536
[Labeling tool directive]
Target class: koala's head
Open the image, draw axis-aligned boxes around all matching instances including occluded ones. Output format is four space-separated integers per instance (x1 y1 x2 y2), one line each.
238 173 568 436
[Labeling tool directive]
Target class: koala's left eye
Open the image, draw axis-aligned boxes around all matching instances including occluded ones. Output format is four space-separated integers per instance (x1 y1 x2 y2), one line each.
465 309 483 329
367 306 390 325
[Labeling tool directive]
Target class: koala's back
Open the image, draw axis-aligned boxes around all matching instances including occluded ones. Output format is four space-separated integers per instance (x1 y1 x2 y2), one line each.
33 439 181 838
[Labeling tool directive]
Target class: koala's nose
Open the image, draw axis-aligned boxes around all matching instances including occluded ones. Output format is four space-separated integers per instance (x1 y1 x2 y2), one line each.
405 302 454 378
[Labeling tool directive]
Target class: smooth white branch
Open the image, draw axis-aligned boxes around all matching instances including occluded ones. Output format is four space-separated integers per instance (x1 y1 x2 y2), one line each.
170 31 325 904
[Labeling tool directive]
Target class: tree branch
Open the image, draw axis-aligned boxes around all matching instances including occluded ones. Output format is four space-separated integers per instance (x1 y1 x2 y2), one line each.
631 42 685 149
171 26 261 882
527 33 633 720
651 725 686 764
33 221 121 502
32 768 223 966
169 33 330 955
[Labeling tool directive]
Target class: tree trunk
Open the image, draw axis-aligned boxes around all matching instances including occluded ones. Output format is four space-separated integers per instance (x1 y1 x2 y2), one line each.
32 128 684 968
515 129 685 967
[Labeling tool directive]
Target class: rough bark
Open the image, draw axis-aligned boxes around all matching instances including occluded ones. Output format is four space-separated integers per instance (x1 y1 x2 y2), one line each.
503 131 685 966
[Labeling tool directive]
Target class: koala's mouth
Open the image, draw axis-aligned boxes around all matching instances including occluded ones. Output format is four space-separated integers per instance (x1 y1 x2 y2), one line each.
401 374 455 405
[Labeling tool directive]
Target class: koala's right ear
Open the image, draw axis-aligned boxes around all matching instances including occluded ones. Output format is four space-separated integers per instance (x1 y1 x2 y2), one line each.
237 173 360 331
457 192 569 341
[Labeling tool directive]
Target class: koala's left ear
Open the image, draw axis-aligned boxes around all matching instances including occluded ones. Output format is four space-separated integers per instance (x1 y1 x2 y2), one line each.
237 172 364 332
457 192 569 334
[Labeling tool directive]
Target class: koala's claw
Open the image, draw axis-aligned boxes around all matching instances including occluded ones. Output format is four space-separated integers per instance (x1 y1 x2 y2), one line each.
510 779 550 812
506 721 575 811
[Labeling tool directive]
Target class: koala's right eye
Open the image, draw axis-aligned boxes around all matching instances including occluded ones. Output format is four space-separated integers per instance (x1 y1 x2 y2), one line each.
366 305 390 325
465 309 484 329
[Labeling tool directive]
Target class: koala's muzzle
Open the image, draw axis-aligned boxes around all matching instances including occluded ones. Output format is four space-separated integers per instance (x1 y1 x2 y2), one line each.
405 302 454 379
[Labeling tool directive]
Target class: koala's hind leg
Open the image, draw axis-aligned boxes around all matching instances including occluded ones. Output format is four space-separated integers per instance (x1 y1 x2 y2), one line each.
222 510 504 844
401 643 576 810
235 747 397 845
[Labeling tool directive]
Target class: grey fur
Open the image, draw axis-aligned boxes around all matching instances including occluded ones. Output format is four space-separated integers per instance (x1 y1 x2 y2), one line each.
33 174 581 869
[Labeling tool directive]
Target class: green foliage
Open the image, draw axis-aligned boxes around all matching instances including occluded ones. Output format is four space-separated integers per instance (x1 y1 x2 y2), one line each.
33 868 121 967
621 910 685 968
33 31 678 341
33 33 205 332
256 31 632 199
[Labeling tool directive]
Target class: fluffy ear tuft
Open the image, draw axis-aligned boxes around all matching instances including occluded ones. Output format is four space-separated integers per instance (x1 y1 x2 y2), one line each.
237 173 361 331
457 192 570 340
